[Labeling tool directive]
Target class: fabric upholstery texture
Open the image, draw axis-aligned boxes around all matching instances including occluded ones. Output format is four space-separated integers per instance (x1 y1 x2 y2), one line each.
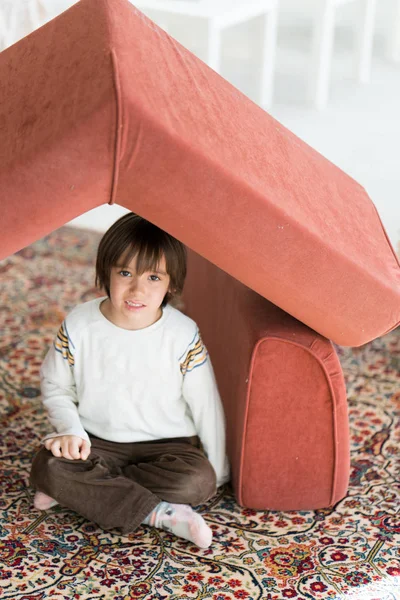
0 0 399 346
183 250 350 510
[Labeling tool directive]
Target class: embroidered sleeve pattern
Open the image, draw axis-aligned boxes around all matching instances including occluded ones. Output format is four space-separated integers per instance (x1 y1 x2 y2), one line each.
180 330 208 376
54 322 74 367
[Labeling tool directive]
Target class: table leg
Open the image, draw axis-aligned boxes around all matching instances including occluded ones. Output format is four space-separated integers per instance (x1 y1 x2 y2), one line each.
309 0 336 110
354 0 377 83
0 7 7 50
206 18 221 73
259 5 278 109
387 0 400 62
1 3 19 49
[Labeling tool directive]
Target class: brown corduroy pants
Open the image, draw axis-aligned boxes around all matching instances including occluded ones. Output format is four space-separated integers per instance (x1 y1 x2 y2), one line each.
30 434 217 534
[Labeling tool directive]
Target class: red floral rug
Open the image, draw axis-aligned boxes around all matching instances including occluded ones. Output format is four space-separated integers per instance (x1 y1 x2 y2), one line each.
0 227 399 600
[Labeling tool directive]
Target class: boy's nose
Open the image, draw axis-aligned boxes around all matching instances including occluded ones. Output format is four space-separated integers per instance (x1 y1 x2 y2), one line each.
129 277 145 294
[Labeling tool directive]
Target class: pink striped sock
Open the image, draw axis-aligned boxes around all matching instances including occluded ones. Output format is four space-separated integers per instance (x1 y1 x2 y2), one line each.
144 502 212 549
33 491 58 510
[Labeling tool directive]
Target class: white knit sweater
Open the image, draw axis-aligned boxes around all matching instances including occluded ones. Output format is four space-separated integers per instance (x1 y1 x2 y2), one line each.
40 298 230 486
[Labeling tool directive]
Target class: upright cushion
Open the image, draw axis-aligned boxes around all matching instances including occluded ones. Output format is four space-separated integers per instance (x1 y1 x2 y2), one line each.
1 0 399 346
183 249 350 510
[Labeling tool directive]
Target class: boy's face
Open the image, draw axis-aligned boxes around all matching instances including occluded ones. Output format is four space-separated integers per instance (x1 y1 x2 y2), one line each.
101 252 171 330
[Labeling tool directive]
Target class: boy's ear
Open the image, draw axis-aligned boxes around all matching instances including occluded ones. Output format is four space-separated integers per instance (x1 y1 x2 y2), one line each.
169 294 185 311
167 285 176 297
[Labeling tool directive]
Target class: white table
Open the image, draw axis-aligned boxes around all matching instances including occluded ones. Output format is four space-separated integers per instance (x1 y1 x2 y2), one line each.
132 0 279 108
309 0 377 110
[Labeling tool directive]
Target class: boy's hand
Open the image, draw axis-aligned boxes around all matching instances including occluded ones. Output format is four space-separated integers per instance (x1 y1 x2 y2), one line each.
44 435 91 461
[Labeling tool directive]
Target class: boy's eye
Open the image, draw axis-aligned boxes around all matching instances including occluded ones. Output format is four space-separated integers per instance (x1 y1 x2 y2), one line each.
149 275 160 281
119 270 131 277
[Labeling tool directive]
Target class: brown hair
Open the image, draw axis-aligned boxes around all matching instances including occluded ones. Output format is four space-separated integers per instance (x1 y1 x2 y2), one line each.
95 213 187 307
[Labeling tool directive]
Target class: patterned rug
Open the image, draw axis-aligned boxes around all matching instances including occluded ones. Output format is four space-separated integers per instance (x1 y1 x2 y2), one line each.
0 227 399 600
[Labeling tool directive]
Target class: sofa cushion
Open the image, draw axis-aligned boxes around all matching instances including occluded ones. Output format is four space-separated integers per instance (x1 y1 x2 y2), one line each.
1 0 399 346
183 249 350 510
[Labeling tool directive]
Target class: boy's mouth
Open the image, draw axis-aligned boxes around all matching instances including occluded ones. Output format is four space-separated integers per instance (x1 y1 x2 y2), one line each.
125 300 146 308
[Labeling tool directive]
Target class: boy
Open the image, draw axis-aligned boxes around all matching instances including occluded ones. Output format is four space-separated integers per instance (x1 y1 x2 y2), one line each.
30 213 229 549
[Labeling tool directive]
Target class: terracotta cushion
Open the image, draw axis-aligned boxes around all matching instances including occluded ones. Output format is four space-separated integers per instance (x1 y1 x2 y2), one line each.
1 0 399 347
183 249 350 509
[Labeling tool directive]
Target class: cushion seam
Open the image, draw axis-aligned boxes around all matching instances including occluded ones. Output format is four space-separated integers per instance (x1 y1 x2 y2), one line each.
108 48 121 205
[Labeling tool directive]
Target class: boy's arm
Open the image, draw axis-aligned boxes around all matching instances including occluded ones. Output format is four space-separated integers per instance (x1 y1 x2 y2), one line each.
181 330 230 488
40 322 89 444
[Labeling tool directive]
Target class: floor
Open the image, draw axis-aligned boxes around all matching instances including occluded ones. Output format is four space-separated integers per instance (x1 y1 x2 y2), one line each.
0 227 399 600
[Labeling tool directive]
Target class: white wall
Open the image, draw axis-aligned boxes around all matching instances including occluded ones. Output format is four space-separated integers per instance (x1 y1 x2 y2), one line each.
69 205 130 232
